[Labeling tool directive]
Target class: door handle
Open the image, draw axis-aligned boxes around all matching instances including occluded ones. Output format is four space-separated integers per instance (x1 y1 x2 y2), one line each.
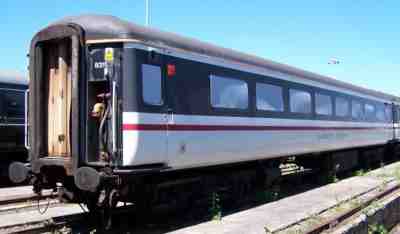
112 81 117 155
24 89 30 150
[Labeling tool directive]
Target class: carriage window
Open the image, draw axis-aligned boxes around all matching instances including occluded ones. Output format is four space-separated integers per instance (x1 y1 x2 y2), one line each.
289 89 311 114
256 83 284 112
315 93 332 116
4 90 24 119
352 100 363 120
365 103 376 120
376 105 386 122
335 97 349 117
210 75 248 109
397 107 400 123
396 107 400 123
142 64 163 106
385 105 393 122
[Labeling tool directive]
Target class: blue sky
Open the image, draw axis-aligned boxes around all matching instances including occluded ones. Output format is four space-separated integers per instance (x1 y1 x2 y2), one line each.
3 1 399 96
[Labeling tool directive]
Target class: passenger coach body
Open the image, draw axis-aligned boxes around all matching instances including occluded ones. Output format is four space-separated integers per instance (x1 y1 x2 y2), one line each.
121 43 397 170
0 71 28 177
395 106 400 141
9 15 400 217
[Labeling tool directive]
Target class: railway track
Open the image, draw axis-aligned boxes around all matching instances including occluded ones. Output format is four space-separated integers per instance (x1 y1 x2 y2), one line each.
0 189 56 206
0 199 84 234
0 164 318 233
0 197 58 215
0 186 63 233
0 186 55 206
0 169 311 233
0 164 303 233
307 181 400 234
0 205 86 234
0 162 390 234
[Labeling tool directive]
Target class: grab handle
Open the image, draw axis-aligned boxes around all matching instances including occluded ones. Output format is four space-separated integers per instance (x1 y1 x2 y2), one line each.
112 81 117 154
24 89 30 150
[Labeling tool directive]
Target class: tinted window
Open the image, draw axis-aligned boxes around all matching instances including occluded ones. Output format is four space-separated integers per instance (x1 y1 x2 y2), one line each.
210 75 248 109
289 89 311 114
397 107 400 123
397 108 400 123
352 100 364 120
142 64 163 105
256 83 284 112
365 103 376 120
385 105 393 122
4 90 24 119
376 105 386 122
315 93 332 116
335 97 349 117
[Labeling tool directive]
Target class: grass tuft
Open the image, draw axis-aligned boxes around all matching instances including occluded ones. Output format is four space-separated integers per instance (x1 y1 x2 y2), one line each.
210 192 222 221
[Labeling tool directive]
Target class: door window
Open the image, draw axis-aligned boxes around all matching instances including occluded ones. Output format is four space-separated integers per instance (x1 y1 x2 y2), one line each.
142 64 163 106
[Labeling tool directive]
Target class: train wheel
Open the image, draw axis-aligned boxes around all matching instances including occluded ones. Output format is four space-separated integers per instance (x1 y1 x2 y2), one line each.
85 189 118 231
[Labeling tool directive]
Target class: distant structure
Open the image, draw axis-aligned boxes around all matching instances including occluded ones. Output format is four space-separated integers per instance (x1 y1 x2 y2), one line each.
328 58 340 65
0 70 28 85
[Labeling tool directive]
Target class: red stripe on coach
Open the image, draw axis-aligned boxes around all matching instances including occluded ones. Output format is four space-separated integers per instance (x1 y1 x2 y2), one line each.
122 124 387 131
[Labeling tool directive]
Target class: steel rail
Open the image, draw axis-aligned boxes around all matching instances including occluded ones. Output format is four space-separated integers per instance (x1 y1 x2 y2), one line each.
305 183 400 234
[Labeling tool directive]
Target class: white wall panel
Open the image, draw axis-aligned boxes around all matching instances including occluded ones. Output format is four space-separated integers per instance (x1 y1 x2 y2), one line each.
122 112 394 169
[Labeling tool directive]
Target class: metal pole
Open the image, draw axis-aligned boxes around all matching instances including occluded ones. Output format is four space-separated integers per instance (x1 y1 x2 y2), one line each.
145 0 150 26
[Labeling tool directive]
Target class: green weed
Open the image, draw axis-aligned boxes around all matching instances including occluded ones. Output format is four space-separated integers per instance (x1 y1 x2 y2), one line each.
210 192 222 221
353 169 366 176
368 223 388 234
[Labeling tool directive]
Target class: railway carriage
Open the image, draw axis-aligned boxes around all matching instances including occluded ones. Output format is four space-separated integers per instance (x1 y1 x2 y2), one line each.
9 14 400 225
0 71 28 178
394 105 400 151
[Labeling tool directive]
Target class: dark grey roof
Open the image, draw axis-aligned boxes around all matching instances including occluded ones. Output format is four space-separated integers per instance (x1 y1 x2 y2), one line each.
0 70 28 85
46 14 398 102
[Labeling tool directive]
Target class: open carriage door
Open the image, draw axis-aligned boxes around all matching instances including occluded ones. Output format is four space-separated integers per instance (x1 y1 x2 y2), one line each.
46 41 72 158
29 25 81 175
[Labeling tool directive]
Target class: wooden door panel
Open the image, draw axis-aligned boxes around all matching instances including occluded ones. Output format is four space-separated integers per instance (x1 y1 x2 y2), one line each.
47 42 71 157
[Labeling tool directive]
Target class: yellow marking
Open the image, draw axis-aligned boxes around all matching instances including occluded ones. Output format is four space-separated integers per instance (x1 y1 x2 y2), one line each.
104 48 114 62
